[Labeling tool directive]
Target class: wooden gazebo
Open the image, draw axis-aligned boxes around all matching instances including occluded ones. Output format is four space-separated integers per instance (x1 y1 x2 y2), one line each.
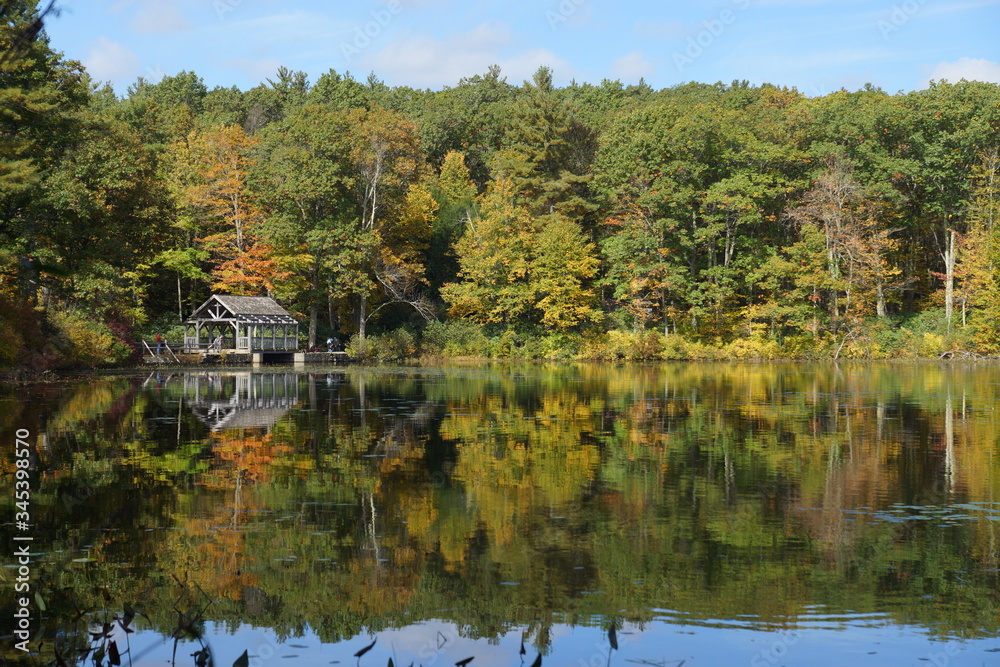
184 295 300 353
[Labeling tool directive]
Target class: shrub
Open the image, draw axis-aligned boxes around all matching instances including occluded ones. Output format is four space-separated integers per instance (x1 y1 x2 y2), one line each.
421 319 490 357
345 334 375 362
48 308 134 368
780 333 832 359
378 328 417 361
578 330 688 360
894 309 971 358
722 336 782 361
347 328 418 362
0 298 58 372
140 314 186 349
539 332 582 360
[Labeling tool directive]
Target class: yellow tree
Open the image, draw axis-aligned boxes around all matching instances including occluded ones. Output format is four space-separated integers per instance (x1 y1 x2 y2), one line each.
442 178 600 329
438 150 477 204
442 178 536 325
532 214 601 328
427 150 477 293
369 182 438 324
184 125 281 295
957 149 1000 351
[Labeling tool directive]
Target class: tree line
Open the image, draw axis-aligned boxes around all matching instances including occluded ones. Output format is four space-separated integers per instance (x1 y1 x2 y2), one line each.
2 2 1000 367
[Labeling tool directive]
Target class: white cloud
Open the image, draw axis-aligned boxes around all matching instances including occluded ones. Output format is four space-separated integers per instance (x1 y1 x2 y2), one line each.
363 22 575 88
611 51 653 81
84 37 141 83
131 1 191 34
927 57 1000 84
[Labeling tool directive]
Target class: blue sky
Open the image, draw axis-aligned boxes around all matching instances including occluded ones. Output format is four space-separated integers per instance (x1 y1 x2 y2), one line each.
44 0 1000 96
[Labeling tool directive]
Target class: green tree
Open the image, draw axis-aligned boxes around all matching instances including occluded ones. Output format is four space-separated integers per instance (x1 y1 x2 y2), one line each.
252 104 428 342
497 66 597 226
240 66 309 134
0 0 87 300
412 65 515 183
308 69 368 110
252 104 357 347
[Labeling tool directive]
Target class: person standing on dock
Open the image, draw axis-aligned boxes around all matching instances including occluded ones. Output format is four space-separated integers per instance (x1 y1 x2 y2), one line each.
155 332 164 354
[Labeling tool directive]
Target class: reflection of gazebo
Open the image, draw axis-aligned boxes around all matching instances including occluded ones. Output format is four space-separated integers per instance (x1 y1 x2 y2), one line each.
184 294 299 353
184 372 299 431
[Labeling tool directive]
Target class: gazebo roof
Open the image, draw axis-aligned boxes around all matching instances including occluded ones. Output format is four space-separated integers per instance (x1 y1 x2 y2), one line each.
187 294 298 325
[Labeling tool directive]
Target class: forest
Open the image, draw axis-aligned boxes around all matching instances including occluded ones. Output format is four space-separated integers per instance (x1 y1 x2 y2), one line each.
3 3 1000 369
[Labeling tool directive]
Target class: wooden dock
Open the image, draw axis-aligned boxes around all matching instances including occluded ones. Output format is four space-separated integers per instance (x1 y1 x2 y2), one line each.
142 343 354 366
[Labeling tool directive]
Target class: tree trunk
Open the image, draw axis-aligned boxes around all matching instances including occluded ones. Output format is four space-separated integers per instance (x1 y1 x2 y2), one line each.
358 295 367 339
876 279 887 319
944 229 957 332
724 220 735 267
827 246 839 319
328 292 336 332
177 273 183 321
812 287 819 338
661 287 668 337
309 306 317 350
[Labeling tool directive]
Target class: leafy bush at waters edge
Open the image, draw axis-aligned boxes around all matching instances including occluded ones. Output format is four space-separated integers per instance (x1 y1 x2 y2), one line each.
409 317 972 362
0 302 139 371
346 328 418 362
420 319 492 357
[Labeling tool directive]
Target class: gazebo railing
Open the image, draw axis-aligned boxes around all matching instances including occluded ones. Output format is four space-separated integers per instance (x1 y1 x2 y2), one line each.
185 336 235 352
185 334 299 353
252 337 276 351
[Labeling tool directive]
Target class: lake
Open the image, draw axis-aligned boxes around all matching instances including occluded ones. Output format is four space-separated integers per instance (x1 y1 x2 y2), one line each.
3 362 1000 666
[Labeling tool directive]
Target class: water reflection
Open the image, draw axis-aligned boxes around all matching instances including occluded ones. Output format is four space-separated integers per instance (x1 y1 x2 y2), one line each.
2 363 1000 666
181 372 300 431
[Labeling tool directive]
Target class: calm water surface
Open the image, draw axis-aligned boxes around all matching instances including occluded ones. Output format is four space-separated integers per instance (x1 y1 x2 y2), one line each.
2 363 1000 666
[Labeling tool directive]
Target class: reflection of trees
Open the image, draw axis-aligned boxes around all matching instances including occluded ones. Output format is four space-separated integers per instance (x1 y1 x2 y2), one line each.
183 372 300 431
4 363 1000 665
